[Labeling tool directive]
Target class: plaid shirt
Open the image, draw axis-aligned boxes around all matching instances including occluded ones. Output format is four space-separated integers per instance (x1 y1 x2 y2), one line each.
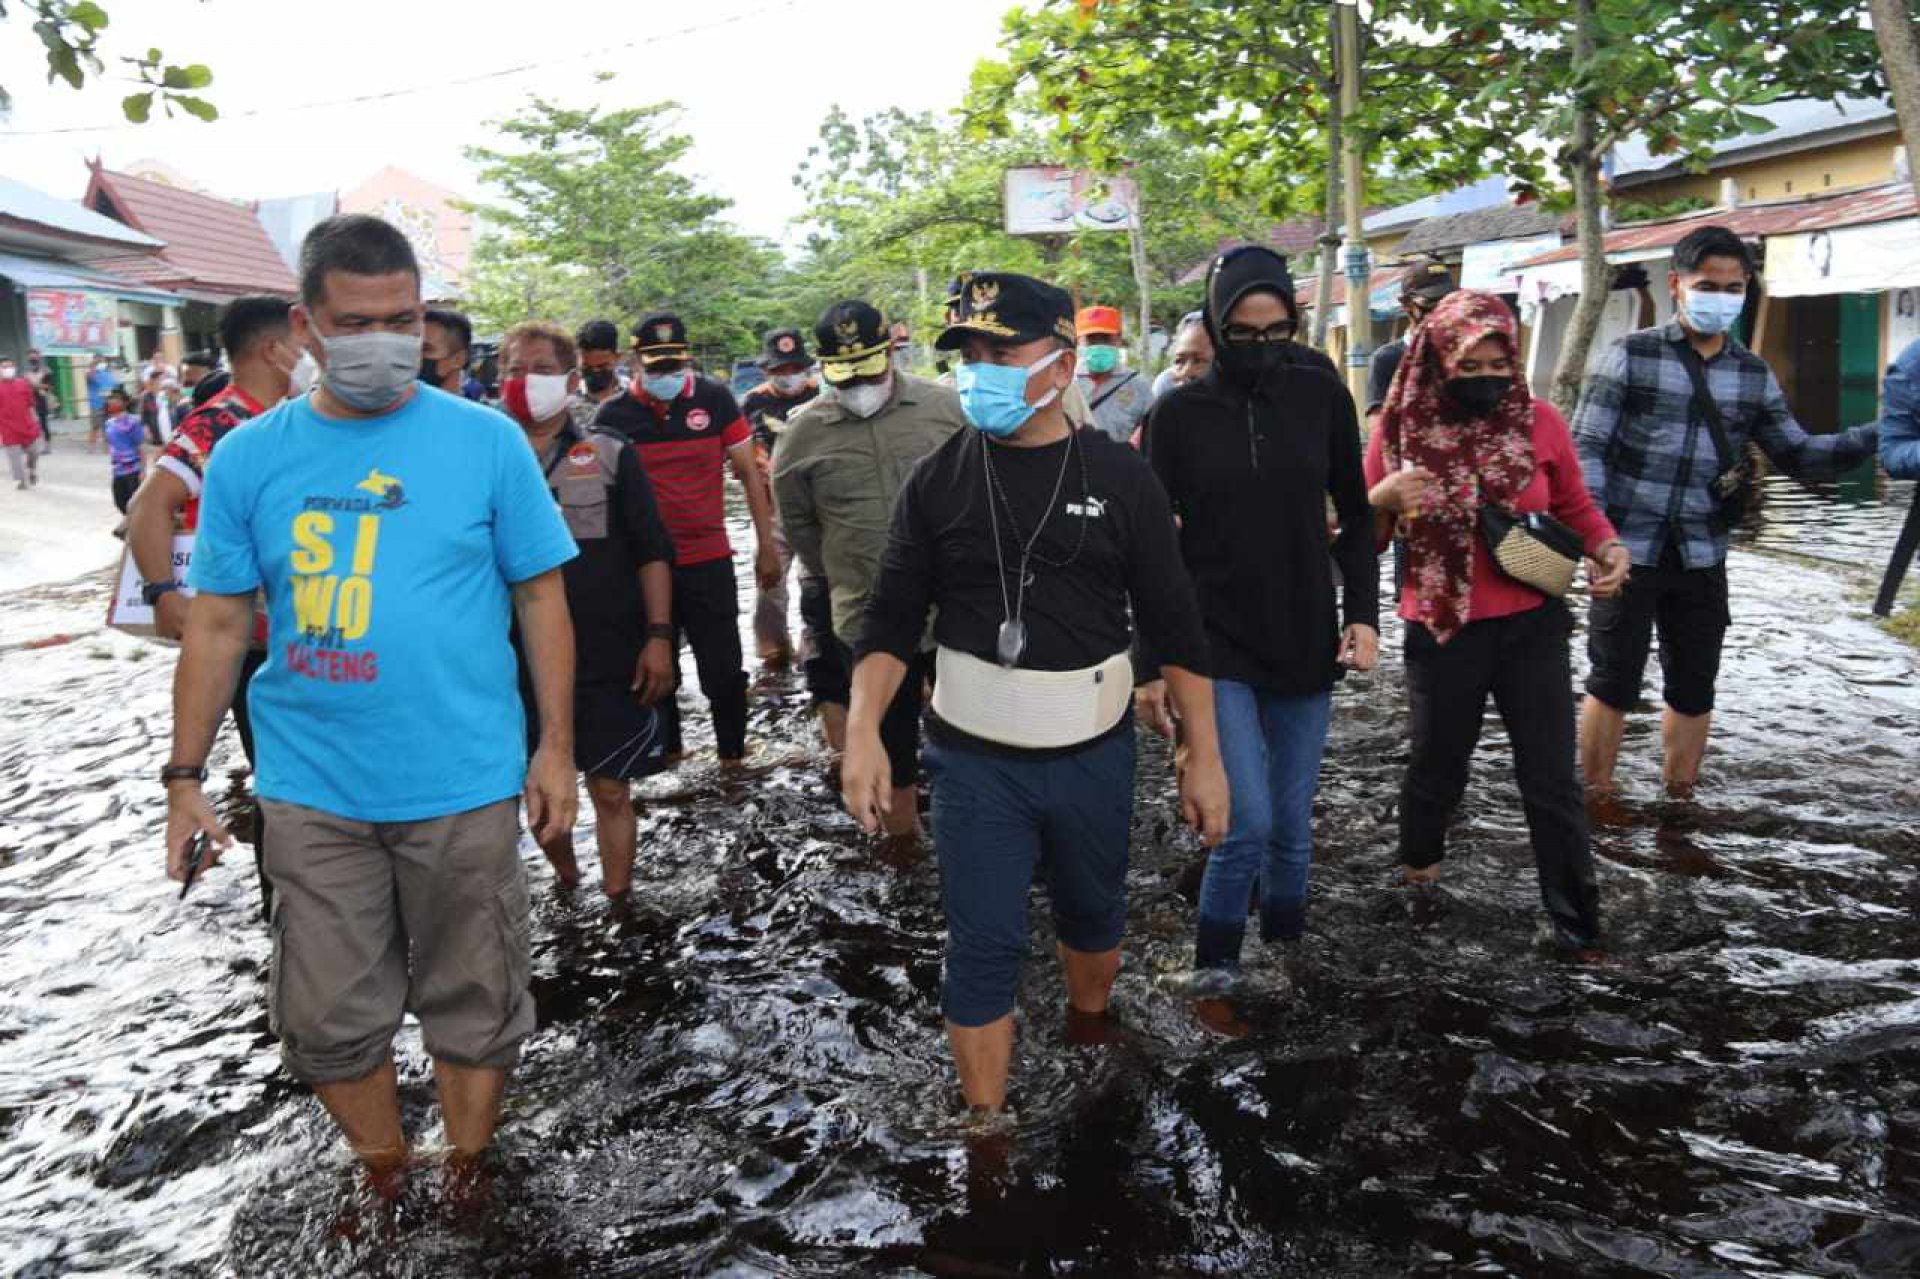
1570 321 1878 569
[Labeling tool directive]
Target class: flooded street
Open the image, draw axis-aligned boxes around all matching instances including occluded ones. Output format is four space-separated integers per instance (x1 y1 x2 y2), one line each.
2 482 1919 1277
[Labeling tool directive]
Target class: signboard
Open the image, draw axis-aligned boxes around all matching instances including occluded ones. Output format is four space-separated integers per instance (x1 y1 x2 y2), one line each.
1460 233 1565 295
107 534 195 637
26 288 117 354
1890 287 1920 359
1004 167 1139 236
1765 219 1920 299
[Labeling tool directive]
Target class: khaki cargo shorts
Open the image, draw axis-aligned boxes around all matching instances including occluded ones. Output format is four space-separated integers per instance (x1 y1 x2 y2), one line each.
259 797 532 1085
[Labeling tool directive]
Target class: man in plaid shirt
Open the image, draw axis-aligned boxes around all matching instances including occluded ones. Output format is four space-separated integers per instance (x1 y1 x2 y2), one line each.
1572 225 1878 799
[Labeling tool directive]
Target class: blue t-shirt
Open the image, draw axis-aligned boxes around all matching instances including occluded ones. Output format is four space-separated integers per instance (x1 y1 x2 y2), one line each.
190 385 577 821
88 366 119 410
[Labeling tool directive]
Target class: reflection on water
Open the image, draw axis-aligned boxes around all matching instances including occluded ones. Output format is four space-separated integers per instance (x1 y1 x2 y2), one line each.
0 520 1916 1275
1742 463 1917 572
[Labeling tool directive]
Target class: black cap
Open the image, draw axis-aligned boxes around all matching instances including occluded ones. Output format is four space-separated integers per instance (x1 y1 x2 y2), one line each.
633 312 690 364
183 348 220 370
935 271 1076 351
761 327 812 369
815 302 891 385
577 319 620 353
1401 256 1457 303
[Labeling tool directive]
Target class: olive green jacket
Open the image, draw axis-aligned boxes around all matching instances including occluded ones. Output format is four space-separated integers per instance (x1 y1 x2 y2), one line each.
772 373 966 648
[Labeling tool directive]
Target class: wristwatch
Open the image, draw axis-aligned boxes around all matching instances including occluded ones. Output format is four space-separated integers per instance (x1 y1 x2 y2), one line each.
142 580 182 607
160 764 207 786
646 623 673 641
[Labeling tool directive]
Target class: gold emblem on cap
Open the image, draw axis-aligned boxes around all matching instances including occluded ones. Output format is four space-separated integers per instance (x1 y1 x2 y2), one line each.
655 324 674 342
970 279 1000 308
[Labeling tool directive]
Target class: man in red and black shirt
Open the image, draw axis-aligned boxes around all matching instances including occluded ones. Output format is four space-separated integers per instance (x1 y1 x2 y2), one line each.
593 311 781 766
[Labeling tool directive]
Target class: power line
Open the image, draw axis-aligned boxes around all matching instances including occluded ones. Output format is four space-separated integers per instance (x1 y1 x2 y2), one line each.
0 1 795 137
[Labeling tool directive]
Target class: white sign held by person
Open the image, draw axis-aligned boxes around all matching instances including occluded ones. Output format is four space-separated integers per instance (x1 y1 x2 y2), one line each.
1004 168 1140 236
107 533 195 637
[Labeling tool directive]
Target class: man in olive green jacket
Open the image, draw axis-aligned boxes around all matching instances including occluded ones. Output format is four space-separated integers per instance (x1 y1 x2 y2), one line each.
773 300 965 835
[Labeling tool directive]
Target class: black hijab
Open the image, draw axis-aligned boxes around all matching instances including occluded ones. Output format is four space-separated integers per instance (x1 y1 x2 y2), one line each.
1203 245 1302 390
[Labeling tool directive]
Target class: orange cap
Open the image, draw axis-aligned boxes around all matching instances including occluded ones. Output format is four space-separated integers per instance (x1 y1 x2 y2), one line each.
1075 305 1124 338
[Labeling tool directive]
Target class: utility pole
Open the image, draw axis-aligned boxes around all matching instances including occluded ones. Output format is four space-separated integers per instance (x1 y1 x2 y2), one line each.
1335 0 1371 409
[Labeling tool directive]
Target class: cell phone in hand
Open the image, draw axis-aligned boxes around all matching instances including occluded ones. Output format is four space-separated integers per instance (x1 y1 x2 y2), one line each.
179 831 210 900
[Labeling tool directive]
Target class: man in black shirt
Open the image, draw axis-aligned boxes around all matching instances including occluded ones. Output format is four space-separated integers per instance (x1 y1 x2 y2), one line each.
1365 257 1456 416
570 318 627 430
502 320 675 898
742 327 821 669
845 271 1230 1113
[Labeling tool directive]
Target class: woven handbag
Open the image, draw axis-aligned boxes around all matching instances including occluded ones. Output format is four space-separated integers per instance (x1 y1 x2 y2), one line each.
1479 506 1585 598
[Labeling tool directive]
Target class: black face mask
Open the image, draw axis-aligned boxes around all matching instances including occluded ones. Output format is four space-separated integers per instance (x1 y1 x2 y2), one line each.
582 367 615 394
418 355 443 385
1444 375 1513 416
1216 339 1286 387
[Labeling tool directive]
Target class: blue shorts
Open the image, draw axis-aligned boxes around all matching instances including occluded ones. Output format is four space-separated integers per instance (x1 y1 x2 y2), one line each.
925 723 1136 1027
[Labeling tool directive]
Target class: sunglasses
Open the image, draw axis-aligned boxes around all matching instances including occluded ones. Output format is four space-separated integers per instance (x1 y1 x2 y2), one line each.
1220 322 1297 345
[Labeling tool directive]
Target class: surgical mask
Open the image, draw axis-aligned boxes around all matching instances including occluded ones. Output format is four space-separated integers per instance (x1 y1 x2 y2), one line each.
1080 344 1120 375
524 372 571 422
955 349 1065 438
1444 375 1514 417
317 331 421 412
838 377 892 419
288 350 319 396
1681 289 1744 336
643 371 686 401
582 367 616 394
772 372 809 394
0 365 14 380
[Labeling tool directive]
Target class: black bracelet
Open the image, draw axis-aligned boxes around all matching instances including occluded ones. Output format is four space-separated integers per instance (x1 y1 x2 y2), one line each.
645 623 673 641
160 764 207 785
142 580 182 607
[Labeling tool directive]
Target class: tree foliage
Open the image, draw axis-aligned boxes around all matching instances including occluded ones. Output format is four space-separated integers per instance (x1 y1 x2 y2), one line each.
0 1 214 122
466 97 784 358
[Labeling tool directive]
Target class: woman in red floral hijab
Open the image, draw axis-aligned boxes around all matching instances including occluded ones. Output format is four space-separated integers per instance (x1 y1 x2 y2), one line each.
1363 289 1628 956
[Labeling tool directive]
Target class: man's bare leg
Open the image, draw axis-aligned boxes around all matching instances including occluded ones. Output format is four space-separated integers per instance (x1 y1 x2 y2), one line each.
1579 695 1629 794
433 1058 509 1158
818 701 848 753
882 784 919 837
949 1015 1015 1111
1662 708 1712 797
315 1057 408 1168
585 775 636 897
1057 942 1121 1014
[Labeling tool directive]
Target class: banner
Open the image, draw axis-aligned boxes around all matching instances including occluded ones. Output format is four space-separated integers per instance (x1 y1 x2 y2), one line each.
1460 232 1566 295
1004 168 1140 235
107 534 195 637
1765 219 1920 298
26 289 117 354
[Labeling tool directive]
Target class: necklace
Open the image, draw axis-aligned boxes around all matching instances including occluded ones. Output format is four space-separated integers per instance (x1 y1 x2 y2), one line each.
981 429 1089 667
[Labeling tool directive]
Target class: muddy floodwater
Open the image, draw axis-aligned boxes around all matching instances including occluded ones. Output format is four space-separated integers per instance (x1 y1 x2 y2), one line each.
2 477 1919 1277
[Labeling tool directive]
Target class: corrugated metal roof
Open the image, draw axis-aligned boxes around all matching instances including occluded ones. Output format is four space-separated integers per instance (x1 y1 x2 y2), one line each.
1515 182 1919 269
1395 203 1571 256
0 250 182 305
1176 220 1332 286
1610 96 1897 185
1363 177 1511 235
85 166 296 295
0 174 161 250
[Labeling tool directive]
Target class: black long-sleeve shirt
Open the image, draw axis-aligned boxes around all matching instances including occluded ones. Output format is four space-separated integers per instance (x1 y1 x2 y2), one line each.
1146 360 1378 696
859 426 1207 750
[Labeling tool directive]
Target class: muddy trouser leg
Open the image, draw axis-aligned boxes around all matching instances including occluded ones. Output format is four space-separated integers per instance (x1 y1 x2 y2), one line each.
1490 603 1602 949
228 649 272 922
799 575 849 708
1398 615 1497 868
675 558 749 759
753 523 793 654
3 445 26 485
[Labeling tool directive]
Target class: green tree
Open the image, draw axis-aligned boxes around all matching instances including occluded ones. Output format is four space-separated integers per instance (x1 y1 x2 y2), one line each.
461 232 602 337
1 1 214 121
1456 0 1885 410
466 97 783 358
969 0 1485 346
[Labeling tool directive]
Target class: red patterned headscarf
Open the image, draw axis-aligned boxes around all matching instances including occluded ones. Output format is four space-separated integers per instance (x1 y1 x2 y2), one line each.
1376 289 1536 643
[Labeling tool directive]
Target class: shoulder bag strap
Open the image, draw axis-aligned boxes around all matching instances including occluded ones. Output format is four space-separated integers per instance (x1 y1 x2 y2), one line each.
1674 341 1735 472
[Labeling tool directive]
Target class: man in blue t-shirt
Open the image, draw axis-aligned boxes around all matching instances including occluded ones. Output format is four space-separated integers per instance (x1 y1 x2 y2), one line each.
162 214 580 1176
86 354 120 451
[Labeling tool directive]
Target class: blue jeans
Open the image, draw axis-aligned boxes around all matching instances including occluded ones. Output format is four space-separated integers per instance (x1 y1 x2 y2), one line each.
1195 683 1332 971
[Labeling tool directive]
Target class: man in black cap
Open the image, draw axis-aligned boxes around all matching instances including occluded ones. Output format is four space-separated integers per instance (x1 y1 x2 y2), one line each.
742 327 821 667
774 301 965 818
594 311 781 768
571 318 627 430
1366 256 1457 416
843 271 1230 1112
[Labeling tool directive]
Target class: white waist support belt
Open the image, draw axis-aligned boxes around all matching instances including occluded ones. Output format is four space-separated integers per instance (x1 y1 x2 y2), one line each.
931 646 1134 750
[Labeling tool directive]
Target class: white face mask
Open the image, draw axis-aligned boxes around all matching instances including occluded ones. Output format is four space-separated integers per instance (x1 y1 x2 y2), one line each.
317 330 421 412
288 350 319 396
525 372 572 422
838 377 892 419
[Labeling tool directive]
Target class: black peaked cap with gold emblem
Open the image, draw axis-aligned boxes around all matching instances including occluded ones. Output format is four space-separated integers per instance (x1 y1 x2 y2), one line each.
935 271 1077 351
814 301 891 385
760 327 812 368
633 312 690 364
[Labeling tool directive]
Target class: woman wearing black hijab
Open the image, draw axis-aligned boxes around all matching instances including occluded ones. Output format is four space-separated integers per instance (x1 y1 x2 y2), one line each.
1142 246 1379 991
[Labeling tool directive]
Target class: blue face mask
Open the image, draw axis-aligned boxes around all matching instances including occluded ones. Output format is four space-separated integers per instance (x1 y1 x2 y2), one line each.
643 371 685 401
955 349 1066 438
1681 288 1745 337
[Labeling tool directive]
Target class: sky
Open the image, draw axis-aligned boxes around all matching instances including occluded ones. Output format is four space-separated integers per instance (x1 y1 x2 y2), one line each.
0 0 1018 243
